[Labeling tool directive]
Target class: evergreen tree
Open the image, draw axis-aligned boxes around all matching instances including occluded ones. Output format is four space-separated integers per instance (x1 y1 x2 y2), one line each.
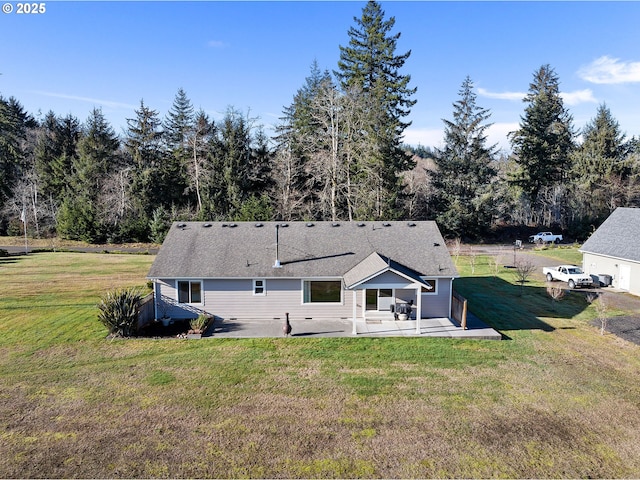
569 104 633 234
431 77 497 238
335 0 416 218
123 100 165 239
509 65 575 206
162 88 193 207
74 108 120 192
56 108 120 242
573 104 628 186
33 112 81 204
0 96 36 228
0 96 25 208
213 109 254 216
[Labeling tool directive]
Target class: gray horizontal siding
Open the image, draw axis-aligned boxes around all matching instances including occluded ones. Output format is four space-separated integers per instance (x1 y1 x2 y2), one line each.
357 270 415 289
422 279 450 318
156 277 453 321
157 278 354 320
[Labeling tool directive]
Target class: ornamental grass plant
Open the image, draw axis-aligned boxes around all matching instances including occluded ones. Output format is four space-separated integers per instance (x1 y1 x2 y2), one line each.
97 287 143 337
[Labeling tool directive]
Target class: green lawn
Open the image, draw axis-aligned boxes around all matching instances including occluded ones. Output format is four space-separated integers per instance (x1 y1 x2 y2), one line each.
529 244 584 265
1 251 640 478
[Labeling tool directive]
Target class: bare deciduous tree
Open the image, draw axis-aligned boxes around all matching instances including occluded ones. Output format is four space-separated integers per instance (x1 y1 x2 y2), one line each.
99 167 132 228
185 110 212 215
546 285 566 310
488 251 504 278
449 238 462 266
513 260 536 295
271 146 307 221
468 245 477 274
585 292 610 335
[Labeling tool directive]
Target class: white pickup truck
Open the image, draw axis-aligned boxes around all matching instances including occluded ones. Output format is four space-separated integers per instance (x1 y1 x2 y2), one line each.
543 265 593 289
529 231 563 244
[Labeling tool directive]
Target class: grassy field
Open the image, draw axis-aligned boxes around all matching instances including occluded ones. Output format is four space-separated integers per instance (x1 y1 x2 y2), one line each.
1 251 640 478
528 244 584 265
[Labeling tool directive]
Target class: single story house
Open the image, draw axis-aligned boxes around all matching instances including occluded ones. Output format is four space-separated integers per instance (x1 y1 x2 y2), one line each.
147 221 459 334
580 207 640 296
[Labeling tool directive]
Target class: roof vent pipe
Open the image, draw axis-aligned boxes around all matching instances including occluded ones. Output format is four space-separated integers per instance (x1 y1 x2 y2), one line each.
273 224 282 268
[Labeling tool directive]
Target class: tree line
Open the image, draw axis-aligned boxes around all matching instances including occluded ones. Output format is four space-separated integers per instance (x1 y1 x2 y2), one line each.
1 1 639 244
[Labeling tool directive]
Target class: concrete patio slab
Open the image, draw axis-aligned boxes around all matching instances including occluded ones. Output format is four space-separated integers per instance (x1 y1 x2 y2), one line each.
207 312 502 340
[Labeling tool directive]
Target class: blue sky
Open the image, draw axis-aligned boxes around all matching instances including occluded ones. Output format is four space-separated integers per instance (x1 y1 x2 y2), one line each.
2 1 640 153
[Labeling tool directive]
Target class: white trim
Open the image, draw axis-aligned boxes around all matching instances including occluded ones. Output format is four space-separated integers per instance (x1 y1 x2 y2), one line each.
153 280 160 320
352 290 357 335
301 278 344 305
420 279 438 295
150 274 461 281
253 278 266 296
176 279 204 305
347 267 430 290
448 278 453 319
581 251 640 265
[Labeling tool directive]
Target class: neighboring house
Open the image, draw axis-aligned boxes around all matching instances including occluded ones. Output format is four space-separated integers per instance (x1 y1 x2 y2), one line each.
147 221 458 333
580 207 640 296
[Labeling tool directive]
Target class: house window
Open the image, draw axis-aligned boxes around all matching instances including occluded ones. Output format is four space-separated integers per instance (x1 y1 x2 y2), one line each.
177 280 202 303
421 279 437 295
253 279 266 296
303 280 342 303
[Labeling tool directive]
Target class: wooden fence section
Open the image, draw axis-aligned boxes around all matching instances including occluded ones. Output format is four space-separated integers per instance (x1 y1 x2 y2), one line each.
451 290 468 329
137 293 155 329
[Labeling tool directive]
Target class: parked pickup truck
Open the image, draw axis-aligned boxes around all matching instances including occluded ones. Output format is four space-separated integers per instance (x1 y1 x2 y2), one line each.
543 265 593 289
529 231 563 244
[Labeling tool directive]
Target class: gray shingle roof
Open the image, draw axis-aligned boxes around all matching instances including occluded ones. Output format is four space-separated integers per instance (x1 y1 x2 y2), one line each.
342 252 432 289
580 207 640 263
148 221 457 280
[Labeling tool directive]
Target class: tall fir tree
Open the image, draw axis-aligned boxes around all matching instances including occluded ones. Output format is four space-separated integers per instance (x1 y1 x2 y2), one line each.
573 103 628 187
335 0 416 219
33 112 81 203
509 64 575 205
56 108 121 242
74 108 120 192
0 97 27 208
431 76 497 238
123 100 165 240
162 88 193 207
569 104 633 234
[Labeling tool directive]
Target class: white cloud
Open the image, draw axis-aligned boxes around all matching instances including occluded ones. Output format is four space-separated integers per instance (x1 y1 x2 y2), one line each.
402 128 444 149
403 123 517 154
477 88 524 101
578 55 640 84
560 89 597 106
207 40 228 48
487 122 519 154
31 91 136 110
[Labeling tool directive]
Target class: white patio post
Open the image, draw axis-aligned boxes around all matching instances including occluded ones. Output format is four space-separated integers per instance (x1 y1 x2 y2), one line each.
448 279 454 320
153 280 160 320
415 285 422 334
352 290 358 335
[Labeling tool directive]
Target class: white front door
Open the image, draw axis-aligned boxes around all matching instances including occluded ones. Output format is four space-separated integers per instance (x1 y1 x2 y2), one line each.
619 264 631 291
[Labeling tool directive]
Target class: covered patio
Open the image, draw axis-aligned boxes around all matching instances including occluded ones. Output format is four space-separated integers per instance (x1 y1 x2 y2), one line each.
206 314 502 340
344 252 454 335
